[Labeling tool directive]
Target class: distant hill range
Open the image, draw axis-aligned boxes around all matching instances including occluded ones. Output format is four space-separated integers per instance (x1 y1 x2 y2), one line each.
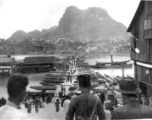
8 6 128 41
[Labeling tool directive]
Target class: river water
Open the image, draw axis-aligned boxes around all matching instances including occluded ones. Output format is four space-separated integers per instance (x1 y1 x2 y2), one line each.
85 55 134 77
0 54 134 98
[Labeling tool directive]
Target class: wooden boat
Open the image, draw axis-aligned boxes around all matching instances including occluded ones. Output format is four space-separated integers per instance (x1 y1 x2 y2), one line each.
69 86 78 91
90 60 132 69
43 79 64 83
30 85 57 90
40 77 65 86
43 76 66 81
104 74 117 83
42 79 64 83
113 76 122 83
95 72 106 79
45 70 69 77
44 74 67 79
42 75 67 83
39 81 61 86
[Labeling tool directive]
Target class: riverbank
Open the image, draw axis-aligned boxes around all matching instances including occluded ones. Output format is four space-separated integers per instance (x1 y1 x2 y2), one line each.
0 53 130 60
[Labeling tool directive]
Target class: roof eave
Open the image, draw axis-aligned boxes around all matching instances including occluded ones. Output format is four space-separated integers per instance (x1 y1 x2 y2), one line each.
127 1 145 32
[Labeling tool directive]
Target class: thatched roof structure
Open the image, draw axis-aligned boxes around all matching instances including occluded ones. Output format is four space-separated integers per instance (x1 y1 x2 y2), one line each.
23 56 56 65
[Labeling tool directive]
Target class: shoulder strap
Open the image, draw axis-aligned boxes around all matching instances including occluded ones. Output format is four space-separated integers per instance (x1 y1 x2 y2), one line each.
90 97 98 118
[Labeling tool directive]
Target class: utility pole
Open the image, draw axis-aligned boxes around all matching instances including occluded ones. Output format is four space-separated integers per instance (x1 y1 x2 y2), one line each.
122 62 124 78
111 55 113 66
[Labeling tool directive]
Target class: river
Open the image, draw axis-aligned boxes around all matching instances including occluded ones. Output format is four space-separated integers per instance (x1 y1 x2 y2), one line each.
85 55 134 77
0 54 134 98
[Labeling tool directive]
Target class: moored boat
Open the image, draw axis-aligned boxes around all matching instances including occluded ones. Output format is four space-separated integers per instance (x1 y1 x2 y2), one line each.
30 85 57 90
40 81 62 86
90 60 132 69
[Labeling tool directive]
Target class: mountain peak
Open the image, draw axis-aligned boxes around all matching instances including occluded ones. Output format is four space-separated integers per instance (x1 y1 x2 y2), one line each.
87 7 110 18
8 30 30 41
57 6 127 40
8 6 128 41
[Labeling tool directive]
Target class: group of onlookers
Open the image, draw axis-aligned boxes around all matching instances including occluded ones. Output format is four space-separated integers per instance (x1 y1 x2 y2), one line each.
65 75 152 120
1 74 152 119
23 95 52 113
24 97 42 113
45 95 52 104
140 94 152 106
56 74 152 120
55 93 72 114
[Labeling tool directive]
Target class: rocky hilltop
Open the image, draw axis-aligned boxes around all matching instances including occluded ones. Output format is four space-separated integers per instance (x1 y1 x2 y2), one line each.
8 6 128 41
56 6 128 40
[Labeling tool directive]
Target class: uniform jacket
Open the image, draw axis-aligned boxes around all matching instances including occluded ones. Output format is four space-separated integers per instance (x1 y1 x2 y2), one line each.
65 89 106 120
111 100 152 119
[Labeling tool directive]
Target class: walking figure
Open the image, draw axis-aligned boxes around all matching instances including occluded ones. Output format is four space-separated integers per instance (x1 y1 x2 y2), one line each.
34 97 40 113
27 98 33 113
99 92 105 105
24 99 28 108
55 99 60 112
66 74 106 120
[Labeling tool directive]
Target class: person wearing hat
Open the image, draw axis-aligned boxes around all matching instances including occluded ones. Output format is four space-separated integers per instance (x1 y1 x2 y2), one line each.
111 77 152 119
66 74 106 120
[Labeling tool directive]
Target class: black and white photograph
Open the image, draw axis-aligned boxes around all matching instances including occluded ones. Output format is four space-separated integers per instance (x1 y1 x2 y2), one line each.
1 0 152 119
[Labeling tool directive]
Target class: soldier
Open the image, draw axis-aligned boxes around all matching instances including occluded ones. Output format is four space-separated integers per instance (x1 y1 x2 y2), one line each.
66 74 106 120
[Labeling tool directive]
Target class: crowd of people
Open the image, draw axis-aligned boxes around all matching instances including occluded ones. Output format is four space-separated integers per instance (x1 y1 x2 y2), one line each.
140 94 152 106
23 94 52 113
1 74 152 119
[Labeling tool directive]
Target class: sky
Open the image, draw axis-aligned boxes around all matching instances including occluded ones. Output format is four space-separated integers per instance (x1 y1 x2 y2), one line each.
0 0 140 39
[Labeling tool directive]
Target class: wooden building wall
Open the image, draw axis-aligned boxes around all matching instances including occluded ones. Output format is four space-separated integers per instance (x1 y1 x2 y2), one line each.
131 40 150 62
130 1 152 98
131 1 152 63
136 65 152 97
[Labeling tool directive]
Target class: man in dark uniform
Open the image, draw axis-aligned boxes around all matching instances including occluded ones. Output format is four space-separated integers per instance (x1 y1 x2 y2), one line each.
66 74 106 120
111 77 152 119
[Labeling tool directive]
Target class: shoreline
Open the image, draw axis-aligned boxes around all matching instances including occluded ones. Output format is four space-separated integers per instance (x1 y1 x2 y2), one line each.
0 53 130 57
